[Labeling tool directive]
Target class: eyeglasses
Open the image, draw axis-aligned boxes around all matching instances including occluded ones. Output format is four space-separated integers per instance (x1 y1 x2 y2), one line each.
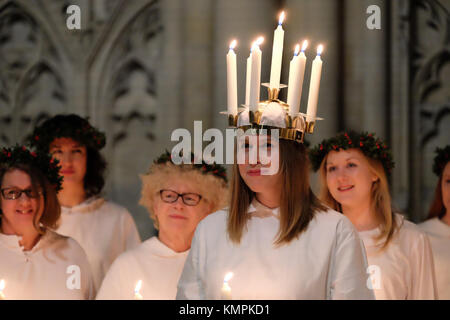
159 189 202 206
0 187 42 200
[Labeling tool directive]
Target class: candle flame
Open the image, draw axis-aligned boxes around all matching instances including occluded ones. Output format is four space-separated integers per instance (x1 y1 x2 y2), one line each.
256 36 264 46
317 44 324 56
301 40 308 52
229 40 237 50
224 272 234 283
279 11 285 25
134 280 142 293
294 44 300 56
0 279 4 291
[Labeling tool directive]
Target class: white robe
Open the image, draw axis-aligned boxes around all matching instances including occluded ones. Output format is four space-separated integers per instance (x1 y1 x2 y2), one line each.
418 217 450 299
96 237 189 300
56 197 141 291
358 214 437 300
0 230 94 300
176 199 375 300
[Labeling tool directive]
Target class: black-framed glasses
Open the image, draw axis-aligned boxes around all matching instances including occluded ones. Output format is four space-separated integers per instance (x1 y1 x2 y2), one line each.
159 189 202 206
0 187 42 200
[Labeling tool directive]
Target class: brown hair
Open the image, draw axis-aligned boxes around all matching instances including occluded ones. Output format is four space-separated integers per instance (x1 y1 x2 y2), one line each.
0 164 61 233
227 139 327 245
318 151 398 249
427 174 446 219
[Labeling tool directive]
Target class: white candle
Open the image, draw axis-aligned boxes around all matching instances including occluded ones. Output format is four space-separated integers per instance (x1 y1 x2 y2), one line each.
269 11 285 89
306 44 323 122
134 280 143 300
0 279 5 300
249 37 263 111
287 40 308 117
227 40 238 116
221 272 233 300
245 47 252 106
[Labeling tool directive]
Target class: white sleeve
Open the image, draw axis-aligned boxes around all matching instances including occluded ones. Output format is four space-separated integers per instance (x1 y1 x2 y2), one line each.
408 233 438 300
176 223 205 300
96 256 128 300
328 218 376 300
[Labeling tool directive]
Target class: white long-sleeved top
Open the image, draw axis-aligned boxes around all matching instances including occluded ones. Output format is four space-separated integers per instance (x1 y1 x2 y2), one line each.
359 214 437 300
56 196 141 291
0 229 94 300
96 237 189 300
418 217 450 299
176 199 375 300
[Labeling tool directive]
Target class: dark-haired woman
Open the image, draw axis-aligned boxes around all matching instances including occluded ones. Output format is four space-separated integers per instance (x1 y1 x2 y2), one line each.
0 146 93 299
176 105 374 300
30 114 141 291
419 146 450 299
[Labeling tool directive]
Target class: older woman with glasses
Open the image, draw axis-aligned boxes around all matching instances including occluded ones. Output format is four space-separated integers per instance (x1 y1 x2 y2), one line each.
96 151 228 299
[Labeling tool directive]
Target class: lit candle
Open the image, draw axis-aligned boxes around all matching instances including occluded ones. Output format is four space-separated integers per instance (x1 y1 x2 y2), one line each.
249 37 263 111
227 40 238 116
134 280 143 300
269 11 285 89
306 44 323 122
221 272 233 300
245 44 252 106
287 40 308 117
0 279 5 300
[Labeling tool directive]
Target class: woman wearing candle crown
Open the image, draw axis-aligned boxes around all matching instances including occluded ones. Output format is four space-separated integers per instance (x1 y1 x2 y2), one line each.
96 151 228 299
310 131 437 299
0 145 94 299
419 146 450 299
29 114 141 292
176 106 374 299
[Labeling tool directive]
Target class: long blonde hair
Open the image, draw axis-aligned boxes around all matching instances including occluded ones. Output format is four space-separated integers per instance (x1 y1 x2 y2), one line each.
227 140 326 245
318 151 398 249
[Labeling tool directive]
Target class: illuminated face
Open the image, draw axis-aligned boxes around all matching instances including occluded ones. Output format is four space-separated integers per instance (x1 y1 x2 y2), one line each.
49 137 87 188
325 149 378 210
153 179 212 242
238 135 282 194
0 169 44 235
442 162 450 213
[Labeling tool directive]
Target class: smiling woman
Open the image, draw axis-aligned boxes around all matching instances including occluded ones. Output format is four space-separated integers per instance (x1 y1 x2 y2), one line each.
96 150 228 300
0 145 94 300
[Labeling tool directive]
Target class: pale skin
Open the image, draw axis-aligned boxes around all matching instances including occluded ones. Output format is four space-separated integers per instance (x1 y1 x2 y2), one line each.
238 135 283 209
440 162 450 226
49 137 87 207
325 149 381 231
0 169 44 251
153 179 213 253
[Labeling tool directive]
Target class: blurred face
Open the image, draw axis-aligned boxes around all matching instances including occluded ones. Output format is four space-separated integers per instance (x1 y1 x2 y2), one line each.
325 149 378 210
238 135 282 194
442 163 450 213
153 179 212 240
0 169 44 235
49 137 87 188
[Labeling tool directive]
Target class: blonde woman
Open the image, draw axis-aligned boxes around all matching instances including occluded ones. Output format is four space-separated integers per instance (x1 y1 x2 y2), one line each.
96 151 228 299
310 131 437 299
177 126 374 299
419 146 450 299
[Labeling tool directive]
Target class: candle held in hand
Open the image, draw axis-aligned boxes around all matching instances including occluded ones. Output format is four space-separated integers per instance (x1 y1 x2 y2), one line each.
221 272 234 300
0 279 5 300
134 280 143 300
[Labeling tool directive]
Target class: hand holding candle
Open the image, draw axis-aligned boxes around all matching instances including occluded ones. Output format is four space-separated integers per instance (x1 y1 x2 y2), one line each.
287 40 308 117
221 272 233 300
269 11 285 89
306 44 323 122
227 40 238 116
134 280 143 300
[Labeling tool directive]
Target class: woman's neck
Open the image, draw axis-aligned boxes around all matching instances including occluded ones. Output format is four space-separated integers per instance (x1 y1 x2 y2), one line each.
58 183 86 208
255 191 280 209
158 230 191 253
342 201 380 232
